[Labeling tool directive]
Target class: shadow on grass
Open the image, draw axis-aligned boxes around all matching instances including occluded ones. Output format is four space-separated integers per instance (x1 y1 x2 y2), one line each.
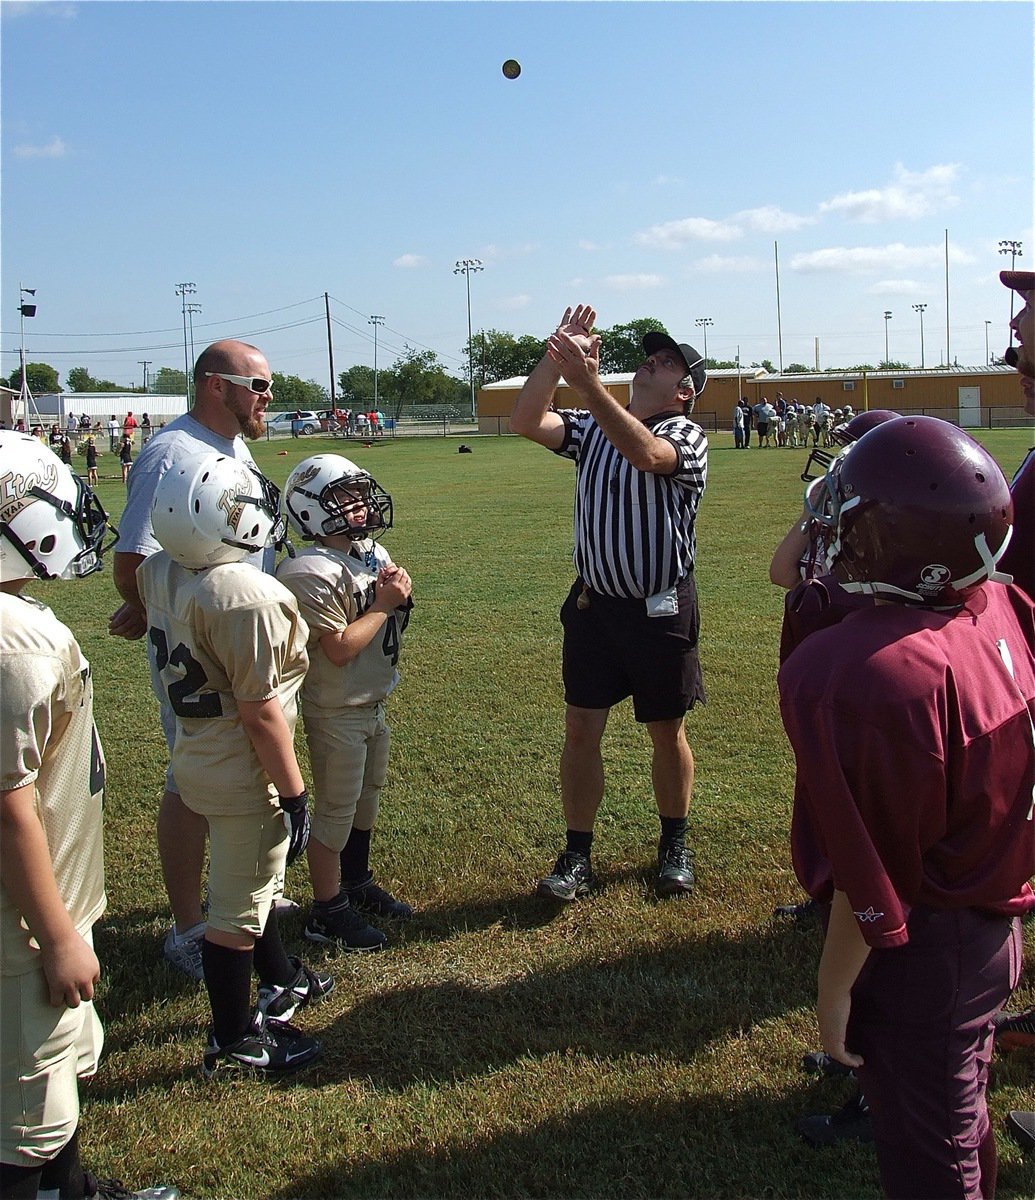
275 1084 887 1200
308 921 820 1090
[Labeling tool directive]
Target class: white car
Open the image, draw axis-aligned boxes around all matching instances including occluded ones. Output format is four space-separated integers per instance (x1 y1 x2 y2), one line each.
266 410 320 436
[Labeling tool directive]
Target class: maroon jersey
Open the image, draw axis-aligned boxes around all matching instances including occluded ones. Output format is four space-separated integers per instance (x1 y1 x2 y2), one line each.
1000 448 1034 601
780 582 1035 949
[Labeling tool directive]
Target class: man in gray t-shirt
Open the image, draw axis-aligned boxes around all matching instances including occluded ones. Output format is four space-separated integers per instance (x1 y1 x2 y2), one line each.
109 339 276 980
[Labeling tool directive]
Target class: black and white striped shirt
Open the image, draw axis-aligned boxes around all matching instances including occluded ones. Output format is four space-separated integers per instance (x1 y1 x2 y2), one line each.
553 408 709 600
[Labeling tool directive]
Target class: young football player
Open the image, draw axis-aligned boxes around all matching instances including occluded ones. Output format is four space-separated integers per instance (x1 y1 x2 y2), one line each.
276 454 414 952
779 416 1035 1199
137 451 332 1078
0 432 178 1199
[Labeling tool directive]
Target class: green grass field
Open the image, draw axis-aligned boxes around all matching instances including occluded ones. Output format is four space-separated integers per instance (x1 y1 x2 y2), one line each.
27 428 1035 1199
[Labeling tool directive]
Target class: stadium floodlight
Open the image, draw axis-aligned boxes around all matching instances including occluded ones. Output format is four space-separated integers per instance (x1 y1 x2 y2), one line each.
453 259 484 423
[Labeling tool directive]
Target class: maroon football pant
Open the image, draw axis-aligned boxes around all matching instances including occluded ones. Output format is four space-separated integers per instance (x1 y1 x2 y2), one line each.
848 907 1022 1200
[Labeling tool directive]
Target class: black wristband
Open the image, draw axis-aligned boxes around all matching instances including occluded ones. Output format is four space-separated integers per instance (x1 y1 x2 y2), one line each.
279 790 308 813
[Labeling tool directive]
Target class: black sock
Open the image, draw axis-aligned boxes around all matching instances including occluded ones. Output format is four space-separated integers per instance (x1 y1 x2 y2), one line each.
659 816 688 843
0 1160 44 1199
202 939 255 1047
43 1128 86 1199
565 829 593 857
252 910 294 987
340 826 372 886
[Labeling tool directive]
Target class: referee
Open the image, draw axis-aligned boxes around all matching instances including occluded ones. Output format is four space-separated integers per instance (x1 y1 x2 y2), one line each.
511 304 708 902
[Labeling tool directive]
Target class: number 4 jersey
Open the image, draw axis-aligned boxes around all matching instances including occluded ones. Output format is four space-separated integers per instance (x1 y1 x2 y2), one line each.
136 553 309 811
0 593 106 975
276 542 411 713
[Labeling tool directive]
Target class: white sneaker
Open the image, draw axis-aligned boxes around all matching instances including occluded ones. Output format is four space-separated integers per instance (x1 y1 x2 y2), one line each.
162 924 204 981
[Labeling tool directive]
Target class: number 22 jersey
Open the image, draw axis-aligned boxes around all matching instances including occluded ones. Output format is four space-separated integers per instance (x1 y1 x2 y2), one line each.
136 553 309 811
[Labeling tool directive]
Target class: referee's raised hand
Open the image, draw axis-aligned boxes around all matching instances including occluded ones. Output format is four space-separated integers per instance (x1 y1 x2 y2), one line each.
546 329 601 394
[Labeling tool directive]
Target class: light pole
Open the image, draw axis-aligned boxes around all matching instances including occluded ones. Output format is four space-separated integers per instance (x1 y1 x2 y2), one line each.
454 258 484 422
694 317 713 366
17 284 37 427
185 303 201 396
175 282 196 402
368 315 384 412
883 311 892 366
984 321 991 366
912 303 927 369
999 240 1023 344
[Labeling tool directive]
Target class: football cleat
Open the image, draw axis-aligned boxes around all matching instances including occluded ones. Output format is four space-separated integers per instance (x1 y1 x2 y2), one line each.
656 838 695 897
84 1175 180 1200
162 924 204 982
344 873 414 920
994 1007 1035 1051
304 891 387 951
257 956 334 1022
202 1008 322 1079
536 851 595 901
796 1091 873 1149
1006 1110 1035 1155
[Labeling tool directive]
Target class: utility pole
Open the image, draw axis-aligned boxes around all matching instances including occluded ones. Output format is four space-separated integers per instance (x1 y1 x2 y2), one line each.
883 311 892 366
454 258 484 422
138 360 152 393
324 293 336 408
175 282 196 403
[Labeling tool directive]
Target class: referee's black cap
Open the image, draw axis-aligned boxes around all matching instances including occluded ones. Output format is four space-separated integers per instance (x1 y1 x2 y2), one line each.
642 332 707 396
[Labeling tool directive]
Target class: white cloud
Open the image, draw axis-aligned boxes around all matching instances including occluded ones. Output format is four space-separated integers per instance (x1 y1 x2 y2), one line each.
634 205 812 248
2 2 77 18
865 279 931 296
635 216 742 248
497 294 532 311
478 242 538 264
392 254 428 268
579 239 605 251
733 206 816 233
791 241 975 273
12 135 67 158
603 273 665 289
818 163 961 223
692 254 763 273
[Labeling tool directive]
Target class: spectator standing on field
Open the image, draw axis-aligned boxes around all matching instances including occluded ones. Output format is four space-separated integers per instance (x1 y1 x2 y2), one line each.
740 397 753 447
83 437 98 487
732 399 745 449
119 434 133 484
122 411 138 444
511 305 708 903
140 412 152 443
106 416 119 452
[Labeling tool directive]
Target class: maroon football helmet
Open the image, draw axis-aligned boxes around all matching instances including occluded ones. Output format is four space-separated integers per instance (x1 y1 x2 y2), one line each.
801 409 901 482
831 408 901 447
818 416 1014 605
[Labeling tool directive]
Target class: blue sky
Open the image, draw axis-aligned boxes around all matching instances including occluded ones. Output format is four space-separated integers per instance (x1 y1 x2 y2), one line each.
2 0 1032 391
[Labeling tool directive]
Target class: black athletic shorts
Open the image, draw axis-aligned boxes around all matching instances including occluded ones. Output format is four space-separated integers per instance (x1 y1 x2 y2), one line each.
560 575 706 723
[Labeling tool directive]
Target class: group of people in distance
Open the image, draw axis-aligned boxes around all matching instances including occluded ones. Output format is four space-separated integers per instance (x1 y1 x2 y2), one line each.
734 394 843 450
1 269 1032 1200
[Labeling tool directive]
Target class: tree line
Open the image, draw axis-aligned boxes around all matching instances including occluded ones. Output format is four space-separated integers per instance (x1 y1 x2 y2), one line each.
4 316 958 413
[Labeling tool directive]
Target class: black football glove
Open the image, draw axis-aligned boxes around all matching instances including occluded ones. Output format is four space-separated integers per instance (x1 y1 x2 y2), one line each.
278 790 310 865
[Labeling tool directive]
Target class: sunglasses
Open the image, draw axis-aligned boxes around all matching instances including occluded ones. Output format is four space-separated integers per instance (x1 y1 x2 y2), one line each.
205 371 274 394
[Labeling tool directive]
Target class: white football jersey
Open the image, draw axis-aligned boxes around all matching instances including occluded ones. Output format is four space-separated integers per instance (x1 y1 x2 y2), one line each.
1 594 107 975
136 554 309 810
276 542 410 711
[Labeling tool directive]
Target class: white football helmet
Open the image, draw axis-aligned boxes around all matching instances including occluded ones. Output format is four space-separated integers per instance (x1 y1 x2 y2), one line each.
284 454 393 541
0 430 111 582
151 452 285 569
